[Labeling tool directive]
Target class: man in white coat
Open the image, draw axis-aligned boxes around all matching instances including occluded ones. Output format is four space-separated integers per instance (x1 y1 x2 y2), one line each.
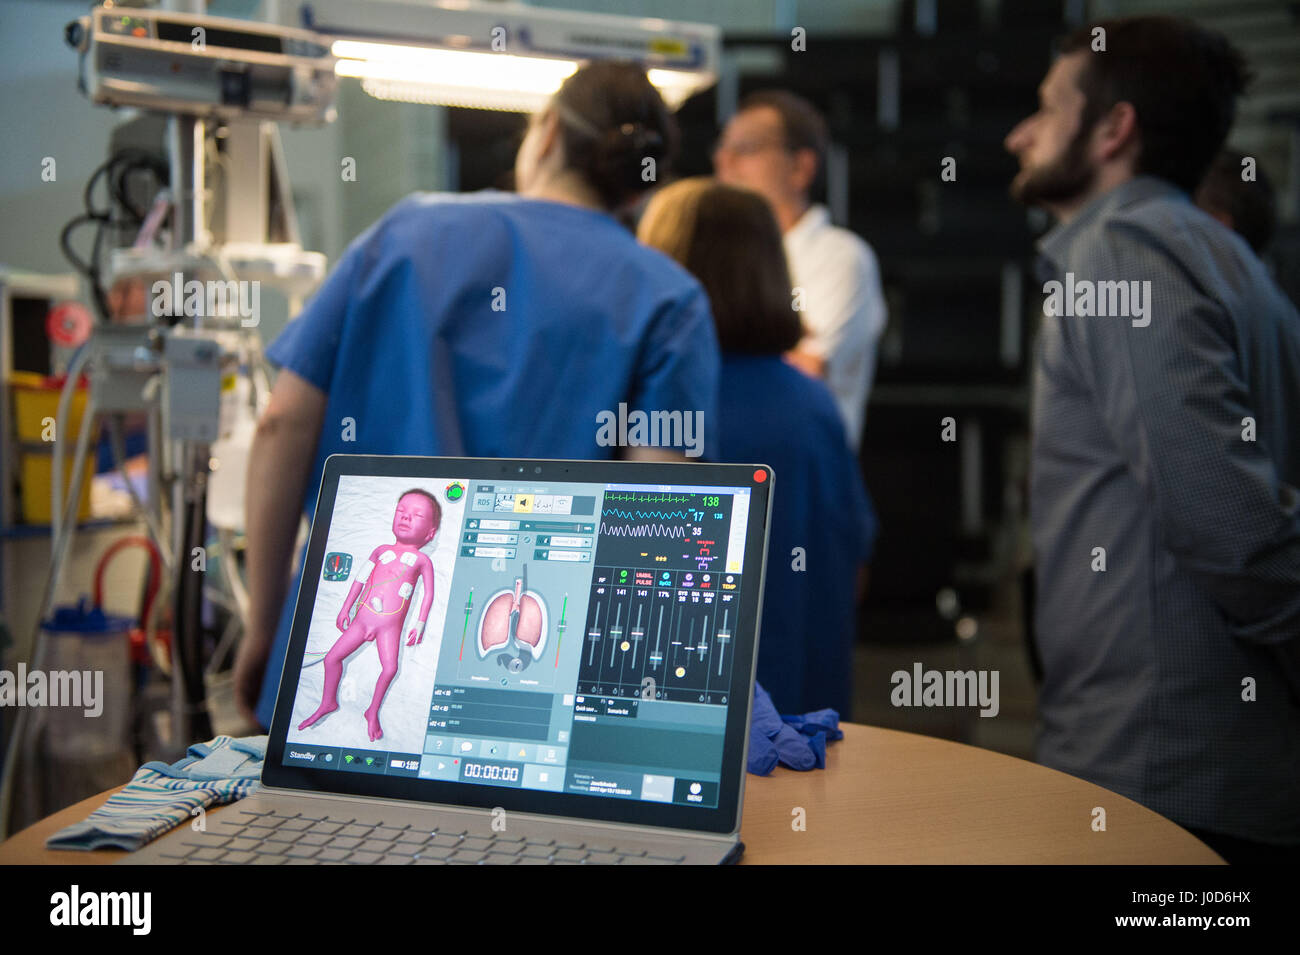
714 90 887 450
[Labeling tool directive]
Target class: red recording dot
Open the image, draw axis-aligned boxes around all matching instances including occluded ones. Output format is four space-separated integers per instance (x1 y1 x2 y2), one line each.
753 469 767 483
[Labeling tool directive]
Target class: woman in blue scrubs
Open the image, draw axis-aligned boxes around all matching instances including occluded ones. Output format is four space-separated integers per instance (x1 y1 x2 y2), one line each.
235 62 720 727
638 178 876 717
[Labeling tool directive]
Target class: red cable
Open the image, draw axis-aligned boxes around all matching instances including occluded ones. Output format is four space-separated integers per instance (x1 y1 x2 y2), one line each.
93 535 163 629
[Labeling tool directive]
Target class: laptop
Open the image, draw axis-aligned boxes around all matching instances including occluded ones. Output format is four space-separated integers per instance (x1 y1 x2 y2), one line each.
131 454 773 865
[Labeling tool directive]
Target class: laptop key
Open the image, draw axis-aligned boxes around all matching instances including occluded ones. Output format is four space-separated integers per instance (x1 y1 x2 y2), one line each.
285 846 320 859
221 850 257 864
279 818 313 831
330 836 363 850
518 846 552 859
360 839 395 854
460 836 494 852
182 835 231 849
338 825 372 839
160 846 196 859
553 848 587 862
427 834 461 848
554 840 585 850
257 842 287 856
449 850 486 863
317 848 351 863
266 830 301 844
583 851 618 864
310 822 343 835
228 837 263 854
347 850 383 865
252 854 287 865
494 833 526 843
396 831 431 845
298 833 332 847
378 854 412 865
646 853 687 863
415 847 453 861
246 816 282 830
618 855 670 864
369 828 401 842
514 857 551 865
189 848 227 862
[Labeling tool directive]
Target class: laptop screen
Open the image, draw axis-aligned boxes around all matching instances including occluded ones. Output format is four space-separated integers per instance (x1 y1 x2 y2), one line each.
263 456 772 835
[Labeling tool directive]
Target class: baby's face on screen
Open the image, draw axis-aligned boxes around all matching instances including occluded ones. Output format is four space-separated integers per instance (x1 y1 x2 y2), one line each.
393 493 438 546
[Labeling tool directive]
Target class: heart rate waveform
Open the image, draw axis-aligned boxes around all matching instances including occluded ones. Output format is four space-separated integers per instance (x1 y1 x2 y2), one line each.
594 492 735 571
603 492 697 504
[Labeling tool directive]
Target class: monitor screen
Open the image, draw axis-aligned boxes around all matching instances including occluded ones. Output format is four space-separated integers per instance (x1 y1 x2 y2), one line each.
267 458 769 831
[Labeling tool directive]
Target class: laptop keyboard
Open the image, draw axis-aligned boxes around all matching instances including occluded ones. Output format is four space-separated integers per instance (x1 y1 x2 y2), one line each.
161 807 686 865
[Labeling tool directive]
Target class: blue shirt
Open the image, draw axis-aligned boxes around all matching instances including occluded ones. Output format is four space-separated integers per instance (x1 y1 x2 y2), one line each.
257 191 720 725
716 354 877 717
1032 176 1300 844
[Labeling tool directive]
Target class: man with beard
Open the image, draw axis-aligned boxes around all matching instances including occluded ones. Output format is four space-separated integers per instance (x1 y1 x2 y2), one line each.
1006 17 1300 862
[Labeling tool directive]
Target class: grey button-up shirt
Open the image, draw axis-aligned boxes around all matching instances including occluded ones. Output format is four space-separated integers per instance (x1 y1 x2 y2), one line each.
1031 175 1300 844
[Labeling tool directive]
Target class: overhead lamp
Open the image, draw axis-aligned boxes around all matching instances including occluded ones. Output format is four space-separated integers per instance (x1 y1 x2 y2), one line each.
302 0 719 111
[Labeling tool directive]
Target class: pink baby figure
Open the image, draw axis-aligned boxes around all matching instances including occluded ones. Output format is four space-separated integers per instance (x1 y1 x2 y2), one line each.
298 489 441 742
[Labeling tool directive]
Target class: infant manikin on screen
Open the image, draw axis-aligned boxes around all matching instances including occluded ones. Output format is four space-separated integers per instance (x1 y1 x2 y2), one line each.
286 477 466 754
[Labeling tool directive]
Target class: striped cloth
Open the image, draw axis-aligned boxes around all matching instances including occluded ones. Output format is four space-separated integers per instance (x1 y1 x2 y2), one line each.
46 735 265 852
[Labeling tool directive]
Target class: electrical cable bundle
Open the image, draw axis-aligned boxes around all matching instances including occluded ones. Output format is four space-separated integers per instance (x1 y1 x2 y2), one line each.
58 148 168 321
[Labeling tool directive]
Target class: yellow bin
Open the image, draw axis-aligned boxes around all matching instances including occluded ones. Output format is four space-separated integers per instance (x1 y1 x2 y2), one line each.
11 370 88 442
21 451 93 524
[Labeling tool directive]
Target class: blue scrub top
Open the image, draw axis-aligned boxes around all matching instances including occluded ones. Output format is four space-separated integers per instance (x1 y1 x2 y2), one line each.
256 190 720 726
716 354 876 717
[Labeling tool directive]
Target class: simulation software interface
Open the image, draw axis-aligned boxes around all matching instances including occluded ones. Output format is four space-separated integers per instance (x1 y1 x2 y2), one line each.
282 477 753 809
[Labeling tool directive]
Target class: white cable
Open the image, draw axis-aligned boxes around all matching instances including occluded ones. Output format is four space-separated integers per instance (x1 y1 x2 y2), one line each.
1 390 97 840
49 342 95 546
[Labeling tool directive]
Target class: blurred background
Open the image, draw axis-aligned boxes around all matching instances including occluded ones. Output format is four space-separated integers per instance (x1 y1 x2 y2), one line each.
1 0 1297 831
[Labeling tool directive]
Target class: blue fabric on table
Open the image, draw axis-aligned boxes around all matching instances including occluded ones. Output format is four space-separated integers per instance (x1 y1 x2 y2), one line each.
46 735 265 851
747 681 843 775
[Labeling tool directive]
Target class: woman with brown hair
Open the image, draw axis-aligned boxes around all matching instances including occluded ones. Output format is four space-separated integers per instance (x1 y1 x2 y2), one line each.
639 178 877 716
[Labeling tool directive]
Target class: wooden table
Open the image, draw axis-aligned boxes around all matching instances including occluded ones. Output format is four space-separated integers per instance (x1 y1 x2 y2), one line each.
0 723 1223 864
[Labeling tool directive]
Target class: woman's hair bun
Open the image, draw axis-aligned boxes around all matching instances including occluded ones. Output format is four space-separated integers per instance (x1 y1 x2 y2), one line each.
597 122 666 166
550 61 679 210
